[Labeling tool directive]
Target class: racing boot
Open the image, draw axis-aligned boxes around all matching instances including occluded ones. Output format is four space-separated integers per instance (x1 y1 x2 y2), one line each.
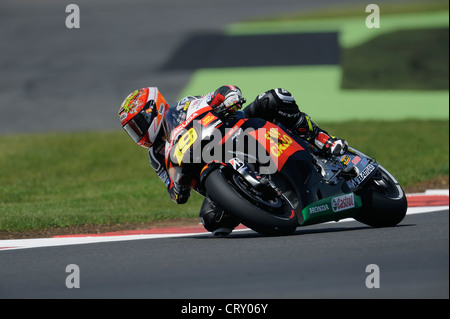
199 198 240 236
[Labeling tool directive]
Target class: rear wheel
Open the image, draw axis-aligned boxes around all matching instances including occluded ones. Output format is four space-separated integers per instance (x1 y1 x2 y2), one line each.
204 167 298 236
355 167 407 227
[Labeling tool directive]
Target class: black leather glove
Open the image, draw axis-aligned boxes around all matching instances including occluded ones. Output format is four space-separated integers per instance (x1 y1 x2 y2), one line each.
168 183 190 204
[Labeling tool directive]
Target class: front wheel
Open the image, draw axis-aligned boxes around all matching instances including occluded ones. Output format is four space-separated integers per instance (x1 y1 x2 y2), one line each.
204 167 298 236
354 166 407 227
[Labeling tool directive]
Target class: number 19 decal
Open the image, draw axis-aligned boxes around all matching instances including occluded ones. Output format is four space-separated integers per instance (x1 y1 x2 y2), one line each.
174 127 198 165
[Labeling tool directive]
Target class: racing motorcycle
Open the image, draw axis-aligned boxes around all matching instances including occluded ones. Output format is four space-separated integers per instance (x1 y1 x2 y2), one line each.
164 99 407 236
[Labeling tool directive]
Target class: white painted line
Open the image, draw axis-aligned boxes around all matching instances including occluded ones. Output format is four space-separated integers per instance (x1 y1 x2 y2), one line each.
406 205 449 215
407 189 449 197
0 232 208 251
425 189 449 196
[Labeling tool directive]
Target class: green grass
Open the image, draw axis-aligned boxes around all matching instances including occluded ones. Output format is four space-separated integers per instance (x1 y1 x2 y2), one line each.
0 131 204 231
0 121 448 232
179 65 449 122
341 28 449 90
321 120 449 186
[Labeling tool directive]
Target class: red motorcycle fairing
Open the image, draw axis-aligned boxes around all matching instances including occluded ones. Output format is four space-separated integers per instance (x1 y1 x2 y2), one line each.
247 121 304 172
164 106 311 195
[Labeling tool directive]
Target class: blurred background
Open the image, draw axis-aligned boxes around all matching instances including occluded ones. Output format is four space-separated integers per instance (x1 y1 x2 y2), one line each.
0 0 448 234
1 0 447 134
0 0 358 133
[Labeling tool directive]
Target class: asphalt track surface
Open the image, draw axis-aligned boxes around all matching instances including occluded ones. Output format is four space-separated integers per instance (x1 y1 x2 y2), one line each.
1 0 402 134
0 209 448 299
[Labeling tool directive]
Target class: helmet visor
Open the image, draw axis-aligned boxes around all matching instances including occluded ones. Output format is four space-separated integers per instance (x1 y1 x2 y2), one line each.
123 110 152 143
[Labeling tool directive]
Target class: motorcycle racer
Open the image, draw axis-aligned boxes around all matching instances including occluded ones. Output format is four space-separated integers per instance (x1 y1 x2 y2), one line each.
118 85 348 236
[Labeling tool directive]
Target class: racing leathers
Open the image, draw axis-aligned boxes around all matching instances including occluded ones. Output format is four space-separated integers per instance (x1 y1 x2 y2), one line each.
148 85 348 235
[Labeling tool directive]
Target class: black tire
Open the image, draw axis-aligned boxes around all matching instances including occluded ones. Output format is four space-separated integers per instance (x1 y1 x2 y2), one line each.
354 166 407 227
204 167 298 236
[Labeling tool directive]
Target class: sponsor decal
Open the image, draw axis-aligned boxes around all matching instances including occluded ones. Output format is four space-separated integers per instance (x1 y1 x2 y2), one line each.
229 157 244 171
352 156 361 165
248 122 303 171
340 155 350 165
352 164 376 186
200 112 218 127
264 127 293 158
309 204 330 214
332 193 355 212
